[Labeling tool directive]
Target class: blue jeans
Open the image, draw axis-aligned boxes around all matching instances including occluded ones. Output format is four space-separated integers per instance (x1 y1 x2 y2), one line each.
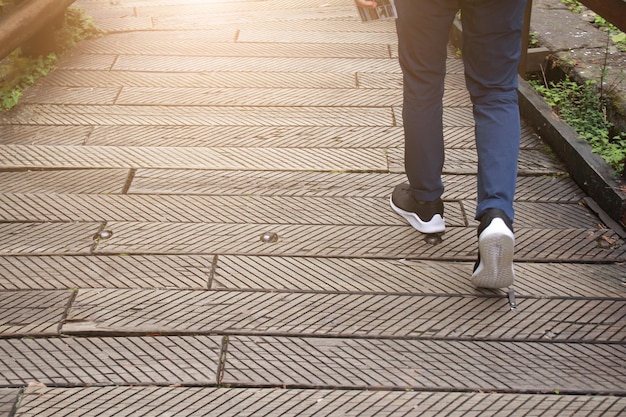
395 0 526 222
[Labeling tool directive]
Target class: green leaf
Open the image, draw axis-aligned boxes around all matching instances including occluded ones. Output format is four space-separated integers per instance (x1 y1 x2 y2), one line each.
612 32 626 45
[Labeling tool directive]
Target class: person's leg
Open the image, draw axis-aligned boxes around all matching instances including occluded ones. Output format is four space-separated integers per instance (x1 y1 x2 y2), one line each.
460 0 526 288
391 0 459 234
461 0 526 223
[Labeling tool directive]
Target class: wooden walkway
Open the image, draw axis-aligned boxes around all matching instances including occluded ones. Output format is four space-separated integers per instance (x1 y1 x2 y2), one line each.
0 0 625 415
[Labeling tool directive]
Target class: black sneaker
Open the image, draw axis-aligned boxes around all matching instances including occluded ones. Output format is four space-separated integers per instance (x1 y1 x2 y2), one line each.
471 208 515 289
389 183 445 234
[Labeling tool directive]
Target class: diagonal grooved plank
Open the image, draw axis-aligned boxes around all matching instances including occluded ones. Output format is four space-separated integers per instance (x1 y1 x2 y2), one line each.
0 105 393 127
86 125 404 148
110 56 403 73
223 336 626 394
0 194 466 227
0 169 129 194
462 200 600 229
0 255 211 290
135 3 359 20
0 336 222 387
0 291 72 336
23 86 415 107
213 256 626 298
13 387 626 416
62 288 626 342
93 222 626 262
20 87 120 106
55 54 117 71
77 37 394 58
113 87 405 107
84 124 530 149
0 192 594 229
0 125 91 146
0 145 388 171
40 70 359 90
388 148 563 175
4 253 620 298
0 389 18 416
89 16 153 33
0 222 101 255
236 29 398 45
128 170 586 203
102 87 466 108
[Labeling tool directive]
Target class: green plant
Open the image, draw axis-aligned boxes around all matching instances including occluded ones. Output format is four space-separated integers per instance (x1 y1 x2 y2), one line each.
531 77 626 174
560 0 583 13
57 7 102 52
0 6 102 111
594 16 626 51
1 53 55 109
529 31 539 48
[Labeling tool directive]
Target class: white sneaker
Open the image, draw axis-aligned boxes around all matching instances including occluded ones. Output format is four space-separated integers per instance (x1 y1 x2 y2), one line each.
471 209 515 289
389 183 445 234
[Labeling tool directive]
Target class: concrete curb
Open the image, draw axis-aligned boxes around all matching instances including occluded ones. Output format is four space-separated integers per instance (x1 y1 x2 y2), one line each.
449 18 626 228
518 80 626 226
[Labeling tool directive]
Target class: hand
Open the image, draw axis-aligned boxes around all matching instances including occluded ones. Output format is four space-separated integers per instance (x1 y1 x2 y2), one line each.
355 0 377 8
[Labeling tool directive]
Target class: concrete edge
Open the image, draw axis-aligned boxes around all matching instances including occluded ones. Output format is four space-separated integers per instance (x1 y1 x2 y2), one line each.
518 80 626 226
449 18 626 228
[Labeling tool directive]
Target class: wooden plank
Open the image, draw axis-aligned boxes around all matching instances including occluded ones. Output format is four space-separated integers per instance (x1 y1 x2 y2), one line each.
0 145 389 171
0 255 211 290
0 193 466 227
110 56 403 73
0 105 394 127
0 169 129 194
92 222 626 262
0 222 101 255
0 125 90 146
14 387 626 416
579 0 626 32
387 148 563 175
128 170 584 202
20 87 120 105
151 7 362 30
40 70 358 89
0 389 18 417
78 34 394 55
0 336 222 386
0 291 72 336
62 288 626 343
237 29 397 45
87 125 403 148
223 335 626 393
213 256 626 298
0 193 603 228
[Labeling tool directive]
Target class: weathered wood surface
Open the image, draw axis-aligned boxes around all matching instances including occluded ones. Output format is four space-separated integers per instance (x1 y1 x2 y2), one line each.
0 0 624 415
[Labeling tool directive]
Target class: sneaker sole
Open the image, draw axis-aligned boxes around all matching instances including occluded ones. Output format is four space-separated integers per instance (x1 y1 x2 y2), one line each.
471 218 515 289
389 197 445 234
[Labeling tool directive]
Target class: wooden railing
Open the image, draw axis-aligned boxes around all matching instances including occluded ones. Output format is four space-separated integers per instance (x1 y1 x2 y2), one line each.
0 0 76 61
579 0 626 32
